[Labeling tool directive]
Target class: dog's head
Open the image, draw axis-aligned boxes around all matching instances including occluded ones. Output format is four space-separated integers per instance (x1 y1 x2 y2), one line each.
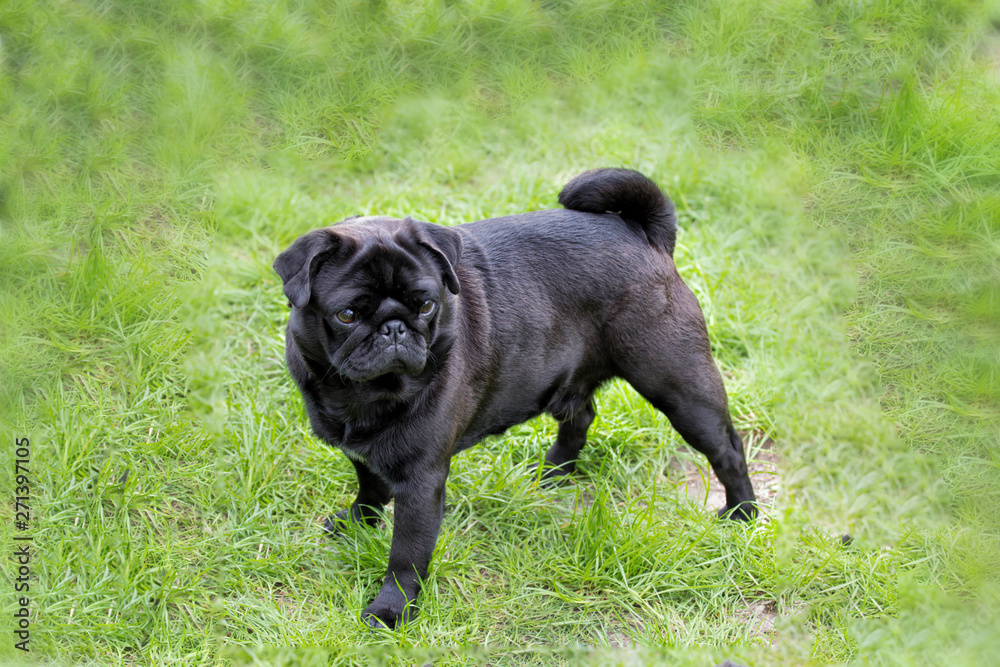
274 216 462 385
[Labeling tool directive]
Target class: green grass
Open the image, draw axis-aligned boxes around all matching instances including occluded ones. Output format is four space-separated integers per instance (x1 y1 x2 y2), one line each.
2 0 999 664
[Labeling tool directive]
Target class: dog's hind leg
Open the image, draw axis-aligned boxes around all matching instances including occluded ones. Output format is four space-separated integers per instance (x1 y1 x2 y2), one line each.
627 362 757 520
614 287 756 520
541 398 596 481
644 383 757 521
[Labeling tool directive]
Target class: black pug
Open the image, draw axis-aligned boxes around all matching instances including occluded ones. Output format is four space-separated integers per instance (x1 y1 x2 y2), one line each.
273 168 756 629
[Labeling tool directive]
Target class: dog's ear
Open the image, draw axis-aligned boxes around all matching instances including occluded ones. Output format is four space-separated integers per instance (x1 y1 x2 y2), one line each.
411 219 463 295
273 229 340 308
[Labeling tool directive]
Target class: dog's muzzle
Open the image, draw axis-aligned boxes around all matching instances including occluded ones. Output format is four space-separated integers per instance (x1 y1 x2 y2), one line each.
339 320 427 381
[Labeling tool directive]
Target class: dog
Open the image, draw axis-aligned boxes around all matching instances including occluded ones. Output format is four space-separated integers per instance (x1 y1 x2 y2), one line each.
273 168 756 629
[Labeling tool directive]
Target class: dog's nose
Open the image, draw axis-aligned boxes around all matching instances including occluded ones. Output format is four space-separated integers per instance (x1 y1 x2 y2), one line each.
379 319 407 343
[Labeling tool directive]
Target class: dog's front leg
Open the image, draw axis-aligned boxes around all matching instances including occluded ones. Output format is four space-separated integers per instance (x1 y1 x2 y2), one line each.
324 458 393 534
362 468 447 629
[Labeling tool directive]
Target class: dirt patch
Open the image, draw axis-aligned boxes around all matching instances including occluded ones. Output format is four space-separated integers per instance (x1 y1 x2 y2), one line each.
735 599 778 642
975 27 1000 86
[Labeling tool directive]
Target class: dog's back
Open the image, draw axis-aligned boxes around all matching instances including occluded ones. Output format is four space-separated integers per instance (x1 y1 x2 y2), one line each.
449 170 683 443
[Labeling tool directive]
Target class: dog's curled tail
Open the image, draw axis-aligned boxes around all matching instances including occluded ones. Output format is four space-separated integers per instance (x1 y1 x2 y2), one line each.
558 168 677 255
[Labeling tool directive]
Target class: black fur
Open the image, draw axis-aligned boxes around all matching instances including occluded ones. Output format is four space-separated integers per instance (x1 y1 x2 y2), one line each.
559 168 677 254
273 168 756 629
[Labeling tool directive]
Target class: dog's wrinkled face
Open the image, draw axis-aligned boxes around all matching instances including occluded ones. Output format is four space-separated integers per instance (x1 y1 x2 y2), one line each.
274 217 462 386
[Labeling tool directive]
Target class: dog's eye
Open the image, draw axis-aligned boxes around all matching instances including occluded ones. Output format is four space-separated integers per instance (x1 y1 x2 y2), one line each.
419 300 435 315
336 309 356 324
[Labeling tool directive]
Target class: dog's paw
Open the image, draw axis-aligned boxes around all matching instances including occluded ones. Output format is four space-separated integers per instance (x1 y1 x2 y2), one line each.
530 460 576 487
323 506 382 536
323 509 370 536
540 467 574 488
717 501 757 522
322 510 351 536
362 599 413 631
